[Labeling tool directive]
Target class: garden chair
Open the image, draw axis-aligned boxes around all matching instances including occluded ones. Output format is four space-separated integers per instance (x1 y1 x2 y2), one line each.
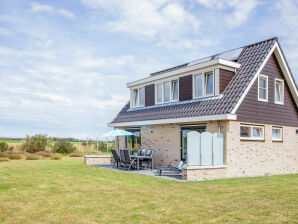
123 149 136 171
142 150 153 170
119 149 127 168
111 149 121 168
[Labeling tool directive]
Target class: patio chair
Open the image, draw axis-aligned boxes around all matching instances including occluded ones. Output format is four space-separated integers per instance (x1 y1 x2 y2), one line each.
119 150 127 168
111 149 121 168
142 150 154 170
157 161 186 176
123 149 136 171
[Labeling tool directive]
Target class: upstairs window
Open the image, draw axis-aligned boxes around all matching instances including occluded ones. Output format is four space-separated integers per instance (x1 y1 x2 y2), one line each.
172 80 178 101
258 75 268 102
275 79 284 104
157 83 163 103
163 81 170 102
156 79 179 104
272 127 282 141
131 87 145 108
194 71 214 98
139 87 145 107
240 124 264 140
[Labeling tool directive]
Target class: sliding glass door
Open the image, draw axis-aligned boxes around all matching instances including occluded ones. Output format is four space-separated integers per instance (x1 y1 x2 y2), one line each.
126 128 141 151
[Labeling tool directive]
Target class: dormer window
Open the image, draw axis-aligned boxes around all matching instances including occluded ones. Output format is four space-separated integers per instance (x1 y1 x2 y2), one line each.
131 87 145 108
194 71 214 98
156 79 179 104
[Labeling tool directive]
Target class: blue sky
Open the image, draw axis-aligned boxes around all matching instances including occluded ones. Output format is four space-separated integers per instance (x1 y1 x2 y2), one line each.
0 0 297 139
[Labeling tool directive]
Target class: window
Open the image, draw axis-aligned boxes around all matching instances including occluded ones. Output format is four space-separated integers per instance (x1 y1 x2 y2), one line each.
132 89 138 107
275 79 284 104
172 80 178 101
139 87 145 106
240 124 264 140
156 79 178 103
163 81 170 102
131 87 144 108
205 72 214 95
272 127 282 141
258 75 268 102
157 83 162 103
194 74 203 97
194 71 214 98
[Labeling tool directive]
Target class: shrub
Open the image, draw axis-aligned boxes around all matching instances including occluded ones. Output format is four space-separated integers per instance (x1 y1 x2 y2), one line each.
53 139 76 154
36 151 52 158
7 154 22 160
0 157 9 162
51 155 61 160
26 155 39 160
21 134 49 153
0 142 13 152
69 153 82 157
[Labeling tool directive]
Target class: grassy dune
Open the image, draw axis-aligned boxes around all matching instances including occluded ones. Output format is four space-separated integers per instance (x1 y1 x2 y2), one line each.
0 159 297 223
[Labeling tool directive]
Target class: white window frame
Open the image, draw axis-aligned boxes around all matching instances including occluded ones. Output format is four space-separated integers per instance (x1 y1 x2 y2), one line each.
274 78 284 105
193 71 215 99
131 87 145 108
240 124 265 141
155 79 179 104
258 74 268 102
272 126 283 142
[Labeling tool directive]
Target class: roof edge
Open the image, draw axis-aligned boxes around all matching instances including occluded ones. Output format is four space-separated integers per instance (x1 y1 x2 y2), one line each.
108 114 237 127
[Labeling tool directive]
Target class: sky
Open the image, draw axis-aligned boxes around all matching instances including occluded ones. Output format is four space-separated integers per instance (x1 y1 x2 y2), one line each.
0 0 297 139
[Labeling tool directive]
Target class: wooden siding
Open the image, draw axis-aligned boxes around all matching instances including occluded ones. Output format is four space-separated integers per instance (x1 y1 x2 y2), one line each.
219 69 234 93
179 75 193 101
236 53 298 127
145 84 155 106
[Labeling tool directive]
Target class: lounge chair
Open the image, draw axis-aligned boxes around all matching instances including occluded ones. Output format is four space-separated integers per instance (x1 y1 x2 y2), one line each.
123 149 136 171
111 149 121 168
157 161 186 176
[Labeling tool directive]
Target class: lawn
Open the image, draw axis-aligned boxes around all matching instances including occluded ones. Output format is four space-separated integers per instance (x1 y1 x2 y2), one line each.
0 159 297 224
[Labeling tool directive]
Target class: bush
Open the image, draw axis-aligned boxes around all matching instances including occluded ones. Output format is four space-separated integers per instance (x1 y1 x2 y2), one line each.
26 155 39 160
21 134 49 153
7 154 22 160
51 155 61 160
0 157 9 162
0 142 13 152
53 139 76 154
36 151 52 158
69 153 82 157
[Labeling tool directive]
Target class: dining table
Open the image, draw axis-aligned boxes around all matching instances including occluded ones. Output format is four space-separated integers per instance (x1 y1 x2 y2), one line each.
131 155 152 171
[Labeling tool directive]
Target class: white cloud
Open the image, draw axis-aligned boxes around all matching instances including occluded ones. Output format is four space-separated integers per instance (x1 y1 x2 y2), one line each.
0 27 14 36
57 9 75 19
197 0 259 27
30 2 75 19
81 0 200 39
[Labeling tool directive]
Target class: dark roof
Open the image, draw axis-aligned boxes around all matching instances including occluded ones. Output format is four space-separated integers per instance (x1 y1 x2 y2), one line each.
111 37 277 124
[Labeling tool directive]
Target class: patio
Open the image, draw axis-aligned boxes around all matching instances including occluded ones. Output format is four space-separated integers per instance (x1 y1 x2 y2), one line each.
91 164 184 181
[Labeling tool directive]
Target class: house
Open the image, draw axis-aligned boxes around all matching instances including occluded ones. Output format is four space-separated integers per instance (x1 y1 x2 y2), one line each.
109 37 298 180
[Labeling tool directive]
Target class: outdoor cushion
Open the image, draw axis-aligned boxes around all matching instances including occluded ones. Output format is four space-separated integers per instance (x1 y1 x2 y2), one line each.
178 161 185 170
140 149 147 156
145 150 153 157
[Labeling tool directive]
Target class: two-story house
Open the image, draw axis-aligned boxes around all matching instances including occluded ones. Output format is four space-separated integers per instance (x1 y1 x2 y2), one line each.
109 37 298 180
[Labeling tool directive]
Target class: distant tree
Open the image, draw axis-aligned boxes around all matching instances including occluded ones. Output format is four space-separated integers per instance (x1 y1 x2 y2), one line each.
53 139 76 154
21 134 49 153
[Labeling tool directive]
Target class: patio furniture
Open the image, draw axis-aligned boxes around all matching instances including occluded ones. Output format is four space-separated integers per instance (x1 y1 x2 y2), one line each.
111 149 121 168
142 150 153 170
119 149 127 168
157 161 186 176
123 149 136 171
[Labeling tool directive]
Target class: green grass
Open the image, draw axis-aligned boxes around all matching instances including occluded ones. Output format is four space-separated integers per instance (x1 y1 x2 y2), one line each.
0 159 297 224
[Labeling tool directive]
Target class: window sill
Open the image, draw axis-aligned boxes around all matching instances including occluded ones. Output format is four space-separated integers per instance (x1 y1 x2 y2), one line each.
240 138 264 141
184 165 226 170
274 102 284 105
257 99 268 102
272 140 283 142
